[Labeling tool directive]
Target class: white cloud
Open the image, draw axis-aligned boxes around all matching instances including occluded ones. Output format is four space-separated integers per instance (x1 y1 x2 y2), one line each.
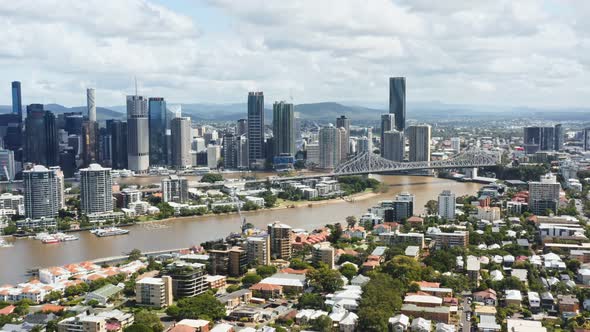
0 0 588 109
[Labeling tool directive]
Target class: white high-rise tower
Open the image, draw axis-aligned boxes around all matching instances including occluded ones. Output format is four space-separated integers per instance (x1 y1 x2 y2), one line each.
87 88 96 122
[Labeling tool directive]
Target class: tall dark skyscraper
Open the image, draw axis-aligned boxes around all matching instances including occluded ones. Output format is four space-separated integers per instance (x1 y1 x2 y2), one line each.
272 101 295 158
11 81 22 117
247 92 265 167
523 126 541 154
380 114 395 144
149 97 167 166
523 126 558 153
336 115 351 156
554 124 564 151
107 120 128 170
389 77 406 131
25 104 59 166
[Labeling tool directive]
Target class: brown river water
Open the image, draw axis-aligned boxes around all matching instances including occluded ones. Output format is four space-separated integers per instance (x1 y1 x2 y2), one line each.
0 175 481 284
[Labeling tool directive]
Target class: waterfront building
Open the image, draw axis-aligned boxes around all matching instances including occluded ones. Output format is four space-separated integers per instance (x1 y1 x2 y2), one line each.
149 97 168 166
389 77 406 131
126 95 149 172
272 101 295 158
319 125 345 169
164 262 208 298
170 117 192 169
407 125 431 162
23 165 62 219
247 92 265 168
268 221 292 260
382 130 404 162
336 115 351 156
80 164 113 215
438 190 456 220
161 175 188 203
393 192 415 221
135 276 173 308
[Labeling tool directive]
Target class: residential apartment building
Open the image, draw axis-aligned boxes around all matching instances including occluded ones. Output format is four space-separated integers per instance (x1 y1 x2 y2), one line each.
135 276 173 308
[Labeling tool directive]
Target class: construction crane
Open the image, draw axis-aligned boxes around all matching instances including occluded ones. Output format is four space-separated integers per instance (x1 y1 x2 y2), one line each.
3 166 12 193
231 188 247 234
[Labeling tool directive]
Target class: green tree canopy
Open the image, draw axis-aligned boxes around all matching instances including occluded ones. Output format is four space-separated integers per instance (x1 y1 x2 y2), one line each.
200 173 224 183
307 264 344 293
165 293 226 321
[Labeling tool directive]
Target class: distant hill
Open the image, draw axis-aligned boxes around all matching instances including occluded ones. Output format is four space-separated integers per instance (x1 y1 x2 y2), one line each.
0 104 124 121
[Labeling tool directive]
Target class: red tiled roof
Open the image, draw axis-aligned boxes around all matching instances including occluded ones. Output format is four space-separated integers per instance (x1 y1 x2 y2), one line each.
250 283 283 291
280 268 308 275
41 304 65 313
0 305 15 315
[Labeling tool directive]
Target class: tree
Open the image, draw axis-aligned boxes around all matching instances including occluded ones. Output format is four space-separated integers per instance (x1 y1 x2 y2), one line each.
312 315 333 332
358 273 403 332
298 293 325 310
200 173 224 183
241 273 262 287
156 203 175 219
340 264 358 281
256 265 277 278
345 216 357 228
307 264 344 293
337 254 359 265
124 324 153 332
382 256 423 283
289 258 311 270
134 310 163 332
425 200 438 215
261 191 277 208
166 293 226 321
128 249 142 261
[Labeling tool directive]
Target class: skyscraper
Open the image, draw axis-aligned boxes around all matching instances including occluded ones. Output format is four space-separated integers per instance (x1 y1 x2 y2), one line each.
23 165 61 219
107 120 128 170
170 117 192 169
80 163 113 215
529 173 561 216
389 77 406 131
247 92 265 168
162 175 188 203
268 221 292 260
236 119 248 136
0 149 15 180
336 115 351 156
149 97 168 166
86 88 96 122
380 114 395 144
126 95 149 172
438 190 456 220
319 124 343 169
407 125 431 162
81 120 99 166
554 124 564 151
223 132 238 169
11 81 22 117
540 127 555 151
382 130 404 162
25 104 59 166
237 135 249 169
272 101 295 158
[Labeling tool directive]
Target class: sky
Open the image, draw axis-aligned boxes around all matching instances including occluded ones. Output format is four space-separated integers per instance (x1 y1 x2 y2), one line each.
0 0 589 108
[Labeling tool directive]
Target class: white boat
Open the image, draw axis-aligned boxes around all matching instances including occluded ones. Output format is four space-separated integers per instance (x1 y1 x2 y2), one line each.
0 238 13 248
93 227 130 237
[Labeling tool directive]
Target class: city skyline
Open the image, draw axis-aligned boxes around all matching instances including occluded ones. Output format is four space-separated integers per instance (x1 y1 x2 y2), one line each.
0 1 589 108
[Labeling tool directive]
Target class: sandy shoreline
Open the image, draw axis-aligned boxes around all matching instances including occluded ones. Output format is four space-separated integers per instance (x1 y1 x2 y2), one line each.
134 190 381 225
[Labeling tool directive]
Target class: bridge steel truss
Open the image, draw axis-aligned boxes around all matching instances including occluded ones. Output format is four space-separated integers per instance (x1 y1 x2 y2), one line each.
333 150 498 175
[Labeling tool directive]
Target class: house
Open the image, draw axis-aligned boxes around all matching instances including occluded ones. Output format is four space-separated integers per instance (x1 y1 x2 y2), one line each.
511 269 528 285
338 311 358 332
259 273 306 294
389 314 410 332
435 323 455 332
350 275 370 287
402 304 450 324
209 323 234 332
558 295 579 318
85 284 123 306
405 246 420 259
506 319 546 332
473 289 497 306
169 319 210 332
540 292 554 311
527 292 540 311
404 294 443 307
217 290 252 310
249 283 283 299
0 305 15 316
478 315 501 332
411 317 432 332
578 268 590 285
505 290 522 307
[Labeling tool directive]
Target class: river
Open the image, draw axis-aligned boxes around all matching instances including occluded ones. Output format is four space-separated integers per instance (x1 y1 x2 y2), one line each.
0 175 481 284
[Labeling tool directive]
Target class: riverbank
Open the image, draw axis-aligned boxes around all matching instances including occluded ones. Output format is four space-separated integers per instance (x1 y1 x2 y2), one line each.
131 189 381 225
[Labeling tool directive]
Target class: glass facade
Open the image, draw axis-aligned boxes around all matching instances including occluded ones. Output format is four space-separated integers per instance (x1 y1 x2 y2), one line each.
389 77 406 131
149 97 167 166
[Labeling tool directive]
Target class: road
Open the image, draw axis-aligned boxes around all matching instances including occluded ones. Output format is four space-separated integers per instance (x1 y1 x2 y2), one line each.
460 297 472 332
